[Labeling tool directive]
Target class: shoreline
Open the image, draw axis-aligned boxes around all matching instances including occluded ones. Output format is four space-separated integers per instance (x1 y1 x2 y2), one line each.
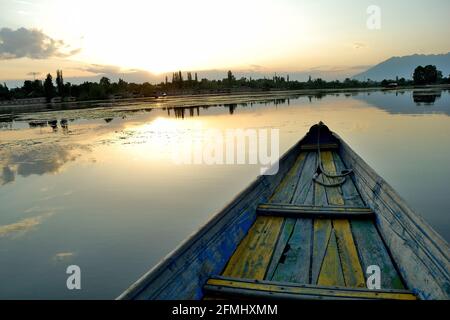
0 84 449 116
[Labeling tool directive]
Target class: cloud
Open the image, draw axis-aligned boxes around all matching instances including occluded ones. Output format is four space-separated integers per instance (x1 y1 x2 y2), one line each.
247 64 266 72
0 143 89 185
81 64 123 75
353 42 366 49
0 27 81 60
72 63 162 83
0 212 54 238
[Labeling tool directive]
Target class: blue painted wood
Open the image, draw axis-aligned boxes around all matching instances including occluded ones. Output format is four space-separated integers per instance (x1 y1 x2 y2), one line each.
271 218 312 284
265 218 296 280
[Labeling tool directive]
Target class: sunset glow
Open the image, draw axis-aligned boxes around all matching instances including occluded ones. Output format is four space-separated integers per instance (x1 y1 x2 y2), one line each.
1 0 449 81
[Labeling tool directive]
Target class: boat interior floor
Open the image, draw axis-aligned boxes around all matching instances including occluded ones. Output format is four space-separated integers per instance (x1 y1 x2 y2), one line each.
203 149 417 300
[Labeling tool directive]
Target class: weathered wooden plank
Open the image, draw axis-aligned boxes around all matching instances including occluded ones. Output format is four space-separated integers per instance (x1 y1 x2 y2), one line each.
332 152 365 207
222 216 284 280
204 277 417 300
333 219 366 288
270 152 307 203
351 220 405 289
259 203 373 212
311 219 332 284
292 152 318 205
272 218 312 283
333 152 405 289
301 143 339 151
321 151 366 288
313 176 328 206
303 181 314 206
318 230 345 286
312 152 342 287
321 151 345 206
257 211 372 219
265 218 296 280
257 203 374 219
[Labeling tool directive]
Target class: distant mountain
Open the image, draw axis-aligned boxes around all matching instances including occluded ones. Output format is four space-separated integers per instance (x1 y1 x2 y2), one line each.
353 53 450 81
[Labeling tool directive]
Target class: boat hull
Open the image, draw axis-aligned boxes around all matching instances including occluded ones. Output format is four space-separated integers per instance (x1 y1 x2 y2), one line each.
119 125 449 300
339 135 449 299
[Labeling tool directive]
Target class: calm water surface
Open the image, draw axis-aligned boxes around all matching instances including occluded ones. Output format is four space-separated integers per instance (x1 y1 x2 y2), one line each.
0 89 449 299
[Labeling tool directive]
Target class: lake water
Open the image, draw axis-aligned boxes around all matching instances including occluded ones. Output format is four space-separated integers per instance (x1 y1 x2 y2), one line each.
0 88 449 299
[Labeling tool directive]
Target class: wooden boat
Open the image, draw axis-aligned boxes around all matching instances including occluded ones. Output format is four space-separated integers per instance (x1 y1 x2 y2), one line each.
119 122 449 300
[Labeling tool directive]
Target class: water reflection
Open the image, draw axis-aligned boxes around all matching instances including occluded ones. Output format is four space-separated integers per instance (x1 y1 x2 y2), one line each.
0 143 89 185
412 90 441 105
0 88 449 299
28 118 71 133
164 96 313 119
351 89 450 116
1 89 449 186
0 212 55 238
157 89 450 119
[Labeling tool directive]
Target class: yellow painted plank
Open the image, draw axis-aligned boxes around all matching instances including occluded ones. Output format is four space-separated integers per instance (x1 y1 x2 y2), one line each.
321 151 344 206
206 278 417 300
314 174 328 206
270 152 307 203
222 216 284 280
311 219 332 283
317 230 345 286
334 220 366 287
321 151 365 287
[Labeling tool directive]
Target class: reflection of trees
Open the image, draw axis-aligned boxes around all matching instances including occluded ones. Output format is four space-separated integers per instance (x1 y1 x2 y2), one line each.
174 107 185 118
0 143 89 185
171 106 201 118
354 89 449 115
60 119 69 134
273 99 287 105
1 166 15 184
164 95 317 117
29 120 47 127
28 119 71 134
413 91 441 105
226 104 237 114
49 120 58 132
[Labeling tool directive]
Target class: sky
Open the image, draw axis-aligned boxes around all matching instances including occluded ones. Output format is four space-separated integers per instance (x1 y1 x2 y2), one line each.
0 0 450 85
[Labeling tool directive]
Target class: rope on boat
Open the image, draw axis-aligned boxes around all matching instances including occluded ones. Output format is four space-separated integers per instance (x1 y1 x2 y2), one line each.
312 122 353 187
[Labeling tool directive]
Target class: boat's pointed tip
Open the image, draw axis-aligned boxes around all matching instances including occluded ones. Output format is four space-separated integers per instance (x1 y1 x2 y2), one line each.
310 121 329 131
303 122 338 145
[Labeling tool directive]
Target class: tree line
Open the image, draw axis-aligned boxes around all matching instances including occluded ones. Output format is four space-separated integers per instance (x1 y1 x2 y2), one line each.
1 65 449 102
